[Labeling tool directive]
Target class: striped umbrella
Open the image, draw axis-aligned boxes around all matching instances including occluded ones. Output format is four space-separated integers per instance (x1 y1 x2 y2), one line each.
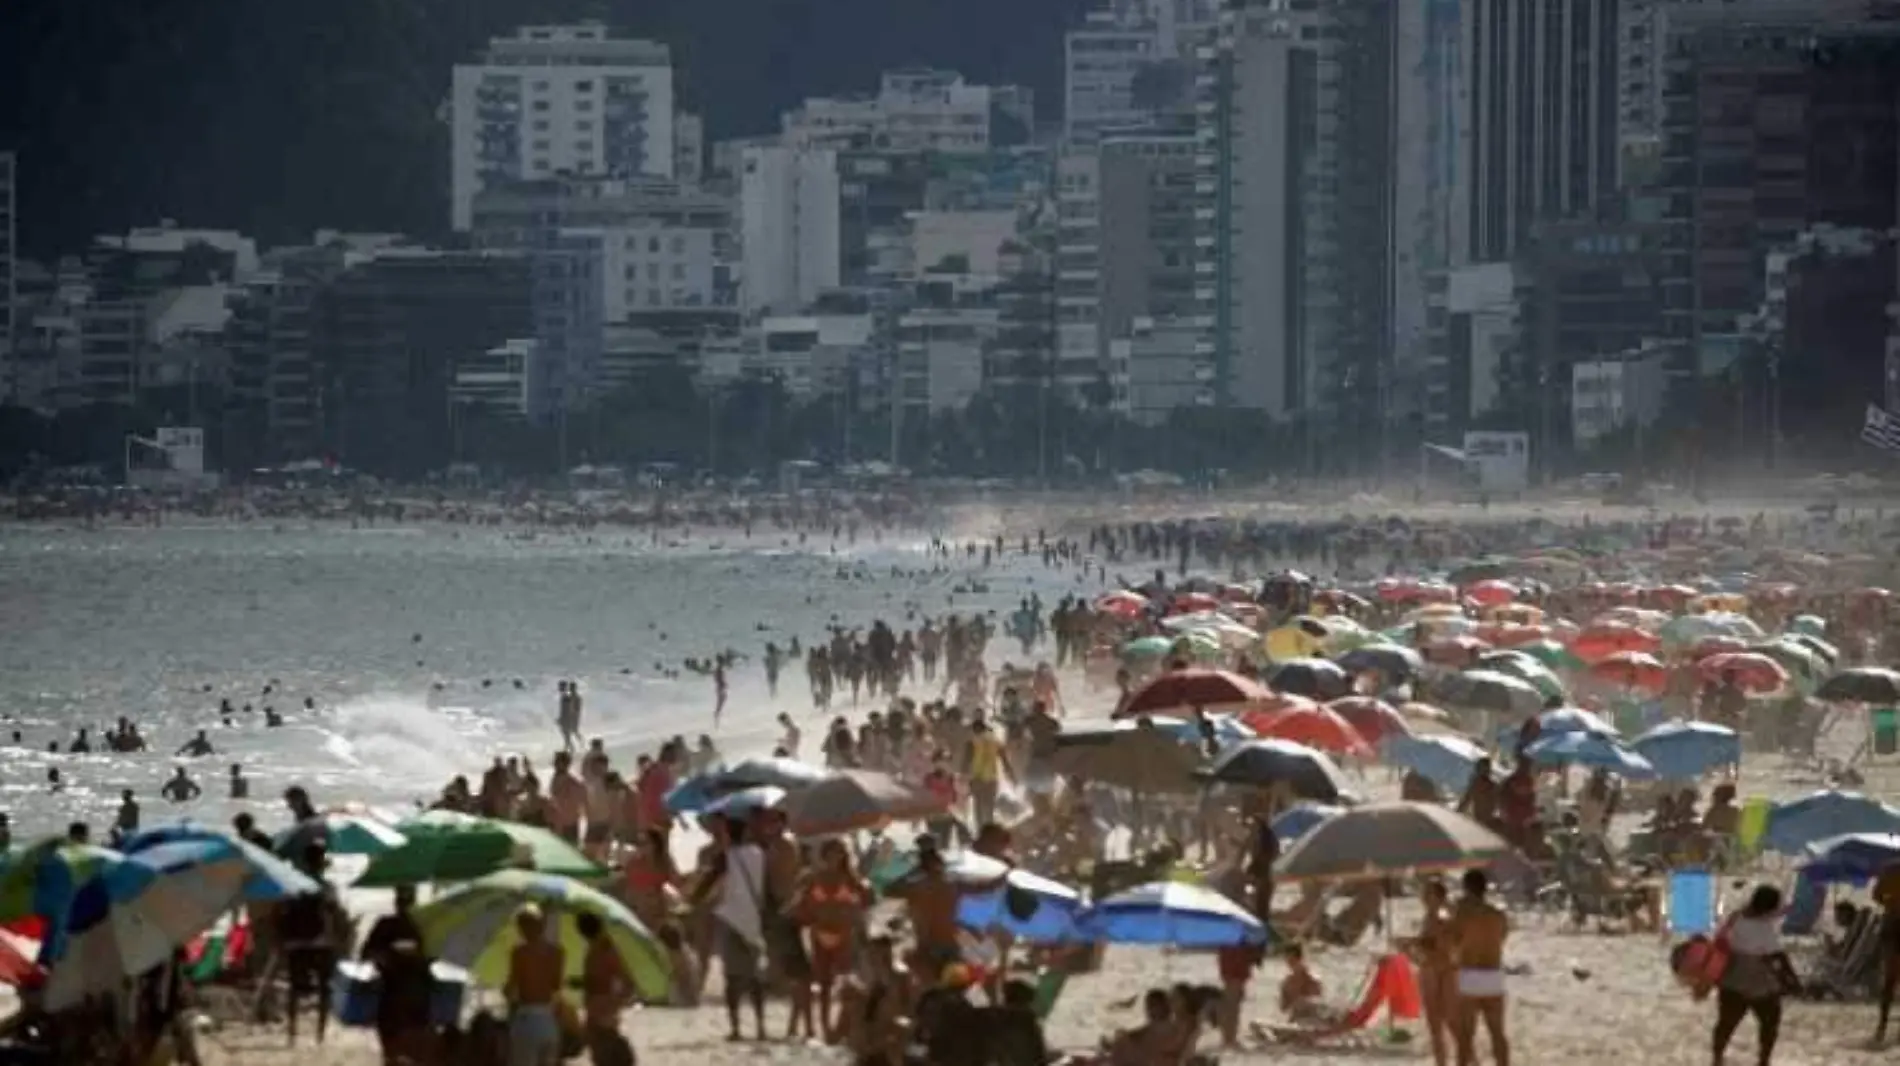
1275 801 1511 882
44 838 315 1009
413 869 669 1002
0 839 121 960
354 811 603 888
119 824 320 902
1075 881 1265 947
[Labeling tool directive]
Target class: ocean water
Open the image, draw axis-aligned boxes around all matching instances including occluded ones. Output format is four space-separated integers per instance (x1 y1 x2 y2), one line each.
0 522 1091 839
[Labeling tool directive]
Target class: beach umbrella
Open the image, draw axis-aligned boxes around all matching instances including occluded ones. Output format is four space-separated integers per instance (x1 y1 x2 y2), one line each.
1783 633 1839 667
354 811 604 888
1787 615 1828 638
1762 791 1900 855
664 756 829 813
273 810 408 858
1332 643 1423 682
1326 696 1412 746
1801 833 1900 886
1630 720 1741 780
1441 670 1544 717
1168 592 1223 616
1521 731 1655 779
1266 658 1352 700
1275 801 1511 882
1569 622 1659 664
701 785 788 820
1115 668 1271 718
1447 561 1510 585
1817 667 1900 705
1513 639 1583 671
1381 733 1487 794
1120 635 1179 662
1142 713 1256 746
1697 652 1789 693
1074 881 1265 947
783 770 948 837
1473 653 1566 703
1588 651 1668 695
1094 591 1150 619
413 868 669 1001
1200 738 1353 803
1687 634 1751 661
36 838 311 1009
1536 706 1619 737
1235 694 1322 735
1048 724 1203 794
118 824 321 902
878 852 1083 943
1251 705 1371 758
1422 635 1492 666
1462 579 1519 608
1748 640 1827 688
1270 803 1346 844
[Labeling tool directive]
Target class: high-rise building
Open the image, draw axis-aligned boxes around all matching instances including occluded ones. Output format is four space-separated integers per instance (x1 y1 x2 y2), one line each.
0 151 14 401
740 146 842 315
449 23 676 231
674 112 706 187
1097 130 1199 346
1390 0 1469 421
1196 0 1318 416
1462 0 1621 263
782 70 1034 153
1054 141 1105 397
1064 10 1164 139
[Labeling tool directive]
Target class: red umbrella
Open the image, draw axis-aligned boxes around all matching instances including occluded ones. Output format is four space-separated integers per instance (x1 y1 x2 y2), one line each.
1589 651 1668 694
1254 705 1372 757
1326 696 1413 746
1167 591 1224 616
1235 693 1321 734
1094 590 1149 619
1698 652 1789 693
1568 622 1659 664
1376 578 1457 605
1116 667 1272 718
1463 580 1518 608
1478 623 1554 647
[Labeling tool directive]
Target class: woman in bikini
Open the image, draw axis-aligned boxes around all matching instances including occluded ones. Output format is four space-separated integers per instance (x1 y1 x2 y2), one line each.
1403 877 1457 1066
799 839 872 1042
621 827 679 932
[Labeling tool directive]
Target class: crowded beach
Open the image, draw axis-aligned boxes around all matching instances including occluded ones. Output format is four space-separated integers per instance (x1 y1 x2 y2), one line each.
12 506 1900 1065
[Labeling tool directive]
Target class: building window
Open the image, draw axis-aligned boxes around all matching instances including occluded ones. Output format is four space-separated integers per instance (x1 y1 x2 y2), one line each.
669 236 685 254
576 119 593 132
575 99 594 112
533 100 549 112
532 120 549 132
649 238 661 253
625 265 638 281
532 139 550 151
574 141 593 154
575 80 593 92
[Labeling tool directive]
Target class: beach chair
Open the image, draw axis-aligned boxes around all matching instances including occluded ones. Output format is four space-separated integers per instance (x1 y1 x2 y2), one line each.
1807 911 1883 1000
1259 953 1422 1047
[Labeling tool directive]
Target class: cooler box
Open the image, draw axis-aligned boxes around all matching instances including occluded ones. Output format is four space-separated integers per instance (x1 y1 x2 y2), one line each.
331 960 469 1028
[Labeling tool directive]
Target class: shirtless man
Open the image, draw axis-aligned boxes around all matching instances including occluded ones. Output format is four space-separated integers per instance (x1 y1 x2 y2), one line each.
886 844 1004 980
547 751 586 846
1447 869 1510 1066
504 906 565 1066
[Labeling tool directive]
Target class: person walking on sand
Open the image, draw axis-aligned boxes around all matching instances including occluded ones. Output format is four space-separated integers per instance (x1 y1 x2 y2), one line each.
503 905 565 1066
964 718 1013 829
713 659 730 726
1872 859 1900 1045
691 814 769 1041
1711 884 1793 1066
556 681 582 754
1448 869 1509 1066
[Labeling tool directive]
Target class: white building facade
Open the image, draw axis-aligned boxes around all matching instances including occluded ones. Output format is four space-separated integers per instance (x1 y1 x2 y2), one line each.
740 146 842 315
782 69 1029 153
450 23 676 231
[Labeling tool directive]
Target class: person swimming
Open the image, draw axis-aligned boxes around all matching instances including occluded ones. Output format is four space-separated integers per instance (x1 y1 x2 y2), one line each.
229 764 250 800
178 730 216 757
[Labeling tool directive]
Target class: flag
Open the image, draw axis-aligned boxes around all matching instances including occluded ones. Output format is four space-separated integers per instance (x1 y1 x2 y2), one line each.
1863 404 1900 452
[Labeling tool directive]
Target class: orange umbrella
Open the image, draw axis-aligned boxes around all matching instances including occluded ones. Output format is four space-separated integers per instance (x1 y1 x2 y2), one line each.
1589 651 1669 694
1254 705 1372 758
1697 652 1788 693
1569 622 1659 664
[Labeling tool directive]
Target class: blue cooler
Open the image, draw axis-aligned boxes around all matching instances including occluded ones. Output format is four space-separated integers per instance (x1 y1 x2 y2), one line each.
331 959 469 1028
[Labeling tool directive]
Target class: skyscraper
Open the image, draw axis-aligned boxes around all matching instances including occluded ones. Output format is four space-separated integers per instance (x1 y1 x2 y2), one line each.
739 146 842 315
0 151 13 402
449 23 676 231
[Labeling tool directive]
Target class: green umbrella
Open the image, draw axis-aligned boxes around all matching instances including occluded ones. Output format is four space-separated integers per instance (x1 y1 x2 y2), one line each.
413 869 670 1002
354 811 603 888
1121 636 1177 661
1787 615 1827 638
1506 640 1583 674
1750 640 1825 692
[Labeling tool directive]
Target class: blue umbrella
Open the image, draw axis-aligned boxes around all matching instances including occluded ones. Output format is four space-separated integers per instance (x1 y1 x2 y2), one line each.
665 756 827 813
1522 732 1656 778
1075 880 1265 947
870 851 1083 942
1536 706 1619 737
1630 721 1741 780
1270 803 1345 844
1763 791 1900 855
1382 733 1487 794
1801 832 1900 886
700 785 788 820
119 823 322 902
